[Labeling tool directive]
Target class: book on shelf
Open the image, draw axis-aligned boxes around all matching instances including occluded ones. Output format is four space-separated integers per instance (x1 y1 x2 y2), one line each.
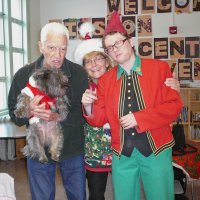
190 125 200 140
179 106 188 122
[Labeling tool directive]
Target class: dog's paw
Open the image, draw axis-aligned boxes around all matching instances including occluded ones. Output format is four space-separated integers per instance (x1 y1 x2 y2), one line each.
51 154 60 162
39 156 48 163
22 145 30 156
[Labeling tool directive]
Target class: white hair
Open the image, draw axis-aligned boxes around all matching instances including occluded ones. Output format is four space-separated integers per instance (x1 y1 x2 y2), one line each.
40 22 69 43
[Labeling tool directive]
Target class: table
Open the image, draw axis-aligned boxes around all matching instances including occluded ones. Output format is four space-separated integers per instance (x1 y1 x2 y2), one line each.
0 122 27 160
172 141 200 199
172 141 200 180
0 122 27 139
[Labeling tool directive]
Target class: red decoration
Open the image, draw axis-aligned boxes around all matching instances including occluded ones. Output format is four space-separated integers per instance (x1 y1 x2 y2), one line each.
85 32 91 39
104 11 127 36
169 26 177 34
173 141 200 179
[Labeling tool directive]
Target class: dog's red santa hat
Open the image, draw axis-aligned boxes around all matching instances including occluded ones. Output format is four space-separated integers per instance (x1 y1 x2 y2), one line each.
104 11 127 37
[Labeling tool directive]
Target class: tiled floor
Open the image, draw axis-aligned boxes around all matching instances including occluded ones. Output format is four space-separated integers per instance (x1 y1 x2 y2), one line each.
0 159 199 200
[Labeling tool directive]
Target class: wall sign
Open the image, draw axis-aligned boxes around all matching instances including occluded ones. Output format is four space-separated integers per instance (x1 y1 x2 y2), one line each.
49 0 200 82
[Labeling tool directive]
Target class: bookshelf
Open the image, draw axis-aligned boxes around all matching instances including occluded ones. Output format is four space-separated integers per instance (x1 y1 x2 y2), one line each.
180 88 200 142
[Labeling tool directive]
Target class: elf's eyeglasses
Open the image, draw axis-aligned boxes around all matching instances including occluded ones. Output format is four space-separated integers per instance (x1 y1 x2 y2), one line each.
104 38 128 53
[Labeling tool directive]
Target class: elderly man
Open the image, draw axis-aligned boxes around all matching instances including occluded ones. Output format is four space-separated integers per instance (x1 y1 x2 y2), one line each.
8 22 88 200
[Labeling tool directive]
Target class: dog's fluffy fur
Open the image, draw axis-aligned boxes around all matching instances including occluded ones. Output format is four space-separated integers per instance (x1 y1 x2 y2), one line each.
14 67 69 163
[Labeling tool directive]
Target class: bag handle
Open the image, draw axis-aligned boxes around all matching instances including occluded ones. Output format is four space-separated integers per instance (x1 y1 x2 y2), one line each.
184 144 198 154
172 150 185 156
173 143 198 156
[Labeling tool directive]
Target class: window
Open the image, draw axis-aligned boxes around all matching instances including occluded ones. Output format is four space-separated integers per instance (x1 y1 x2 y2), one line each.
0 0 28 115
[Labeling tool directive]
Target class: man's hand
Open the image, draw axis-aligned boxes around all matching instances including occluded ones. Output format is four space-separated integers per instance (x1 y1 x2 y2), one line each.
33 108 60 121
29 95 60 122
28 95 44 118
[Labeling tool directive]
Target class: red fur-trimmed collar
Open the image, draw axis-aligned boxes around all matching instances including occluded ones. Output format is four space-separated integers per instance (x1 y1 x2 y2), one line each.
26 82 56 109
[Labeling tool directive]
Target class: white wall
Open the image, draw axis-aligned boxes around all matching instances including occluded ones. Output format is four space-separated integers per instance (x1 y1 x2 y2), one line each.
39 0 108 62
28 0 41 62
28 0 200 62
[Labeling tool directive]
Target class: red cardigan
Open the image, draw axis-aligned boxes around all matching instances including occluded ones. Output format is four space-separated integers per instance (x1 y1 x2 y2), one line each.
84 59 183 156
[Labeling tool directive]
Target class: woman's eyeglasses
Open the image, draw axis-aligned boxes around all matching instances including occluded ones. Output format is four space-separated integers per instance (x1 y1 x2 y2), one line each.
85 57 106 66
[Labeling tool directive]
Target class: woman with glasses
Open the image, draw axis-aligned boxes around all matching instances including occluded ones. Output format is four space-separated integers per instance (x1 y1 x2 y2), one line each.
82 12 182 200
75 28 113 199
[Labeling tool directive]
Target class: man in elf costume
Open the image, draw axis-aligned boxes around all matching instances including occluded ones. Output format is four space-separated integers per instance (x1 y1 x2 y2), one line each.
82 11 183 200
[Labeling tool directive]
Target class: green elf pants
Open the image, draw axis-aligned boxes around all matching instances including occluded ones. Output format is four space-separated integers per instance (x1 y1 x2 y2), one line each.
112 148 174 200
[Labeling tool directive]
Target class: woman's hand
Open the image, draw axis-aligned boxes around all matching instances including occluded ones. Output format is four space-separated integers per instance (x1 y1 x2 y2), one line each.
165 72 180 92
81 88 97 115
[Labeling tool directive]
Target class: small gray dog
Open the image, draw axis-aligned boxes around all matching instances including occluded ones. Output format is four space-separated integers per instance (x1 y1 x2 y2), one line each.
14 67 69 163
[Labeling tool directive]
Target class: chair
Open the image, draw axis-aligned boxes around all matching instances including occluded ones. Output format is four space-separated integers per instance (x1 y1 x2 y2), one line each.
0 173 16 200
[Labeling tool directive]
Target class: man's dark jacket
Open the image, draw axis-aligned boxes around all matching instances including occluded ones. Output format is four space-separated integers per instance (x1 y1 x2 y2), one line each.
8 55 89 161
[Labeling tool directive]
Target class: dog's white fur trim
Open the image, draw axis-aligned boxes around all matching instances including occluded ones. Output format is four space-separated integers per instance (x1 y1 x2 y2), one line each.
21 75 40 124
21 76 36 98
21 87 34 99
29 76 37 87
29 116 40 124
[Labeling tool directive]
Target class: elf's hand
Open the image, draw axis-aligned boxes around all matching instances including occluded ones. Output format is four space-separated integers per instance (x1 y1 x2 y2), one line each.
120 113 137 129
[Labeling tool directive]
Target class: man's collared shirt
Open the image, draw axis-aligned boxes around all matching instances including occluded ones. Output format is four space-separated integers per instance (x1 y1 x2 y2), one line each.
117 55 142 80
